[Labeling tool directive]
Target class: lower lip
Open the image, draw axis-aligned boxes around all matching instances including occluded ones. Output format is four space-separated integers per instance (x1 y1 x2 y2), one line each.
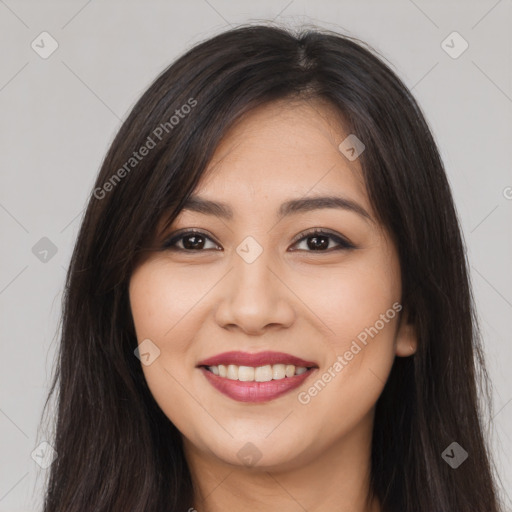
199 367 316 403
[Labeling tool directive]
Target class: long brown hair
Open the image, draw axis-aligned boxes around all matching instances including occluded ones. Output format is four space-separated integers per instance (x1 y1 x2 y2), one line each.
39 24 502 511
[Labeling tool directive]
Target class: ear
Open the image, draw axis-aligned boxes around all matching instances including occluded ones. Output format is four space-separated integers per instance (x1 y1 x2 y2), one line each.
395 307 417 357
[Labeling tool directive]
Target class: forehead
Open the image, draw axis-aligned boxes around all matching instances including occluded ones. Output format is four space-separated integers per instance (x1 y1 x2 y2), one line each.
193 98 370 211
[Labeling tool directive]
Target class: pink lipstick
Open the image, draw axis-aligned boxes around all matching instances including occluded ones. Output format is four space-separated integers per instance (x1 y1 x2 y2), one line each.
197 351 318 403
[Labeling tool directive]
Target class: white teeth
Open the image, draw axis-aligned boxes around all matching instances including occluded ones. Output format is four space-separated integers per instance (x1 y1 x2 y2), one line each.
255 365 273 382
238 366 255 381
206 363 311 381
272 364 286 380
227 364 238 380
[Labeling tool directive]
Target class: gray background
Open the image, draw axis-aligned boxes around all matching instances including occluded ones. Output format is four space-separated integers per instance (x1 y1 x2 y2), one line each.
0 1 511 510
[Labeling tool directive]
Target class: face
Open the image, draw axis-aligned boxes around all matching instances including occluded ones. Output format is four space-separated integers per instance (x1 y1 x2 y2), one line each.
129 98 416 471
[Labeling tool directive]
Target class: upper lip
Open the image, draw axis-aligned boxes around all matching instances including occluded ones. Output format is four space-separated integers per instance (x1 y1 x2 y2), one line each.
197 351 318 368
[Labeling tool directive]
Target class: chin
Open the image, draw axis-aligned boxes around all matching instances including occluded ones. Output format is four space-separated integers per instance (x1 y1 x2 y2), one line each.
197 430 315 471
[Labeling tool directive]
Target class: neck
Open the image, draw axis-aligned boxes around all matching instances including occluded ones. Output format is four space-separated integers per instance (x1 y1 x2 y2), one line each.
183 412 380 512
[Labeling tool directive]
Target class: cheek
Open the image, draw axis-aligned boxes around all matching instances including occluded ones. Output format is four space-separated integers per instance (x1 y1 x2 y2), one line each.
293 251 401 426
129 262 216 431
129 261 208 354
294 251 400 353
333 272 398 351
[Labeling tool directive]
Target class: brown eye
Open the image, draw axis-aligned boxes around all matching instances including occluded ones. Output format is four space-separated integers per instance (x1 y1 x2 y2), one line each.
290 229 355 252
162 230 220 251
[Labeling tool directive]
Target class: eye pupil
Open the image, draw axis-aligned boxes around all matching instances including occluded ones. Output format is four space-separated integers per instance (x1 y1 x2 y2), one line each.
307 235 329 250
183 234 206 250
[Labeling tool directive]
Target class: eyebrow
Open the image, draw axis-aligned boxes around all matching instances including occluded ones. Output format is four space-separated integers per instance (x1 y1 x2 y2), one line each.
180 194 373 222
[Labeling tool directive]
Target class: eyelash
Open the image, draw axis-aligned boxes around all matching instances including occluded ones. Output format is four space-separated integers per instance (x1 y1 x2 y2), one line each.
161 228 355 253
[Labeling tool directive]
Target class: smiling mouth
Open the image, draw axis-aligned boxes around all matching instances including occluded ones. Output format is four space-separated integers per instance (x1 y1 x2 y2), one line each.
199 365 318 403
196 350 319 402
201 363 315 382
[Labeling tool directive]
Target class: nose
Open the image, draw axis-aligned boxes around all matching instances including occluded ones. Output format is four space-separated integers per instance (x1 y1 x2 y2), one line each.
214 246 295 336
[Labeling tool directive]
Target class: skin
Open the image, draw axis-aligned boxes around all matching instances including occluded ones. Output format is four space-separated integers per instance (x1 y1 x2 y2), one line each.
129 98 417 512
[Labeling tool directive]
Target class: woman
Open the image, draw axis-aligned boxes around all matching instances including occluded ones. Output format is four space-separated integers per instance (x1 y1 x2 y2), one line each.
39 24 502 511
